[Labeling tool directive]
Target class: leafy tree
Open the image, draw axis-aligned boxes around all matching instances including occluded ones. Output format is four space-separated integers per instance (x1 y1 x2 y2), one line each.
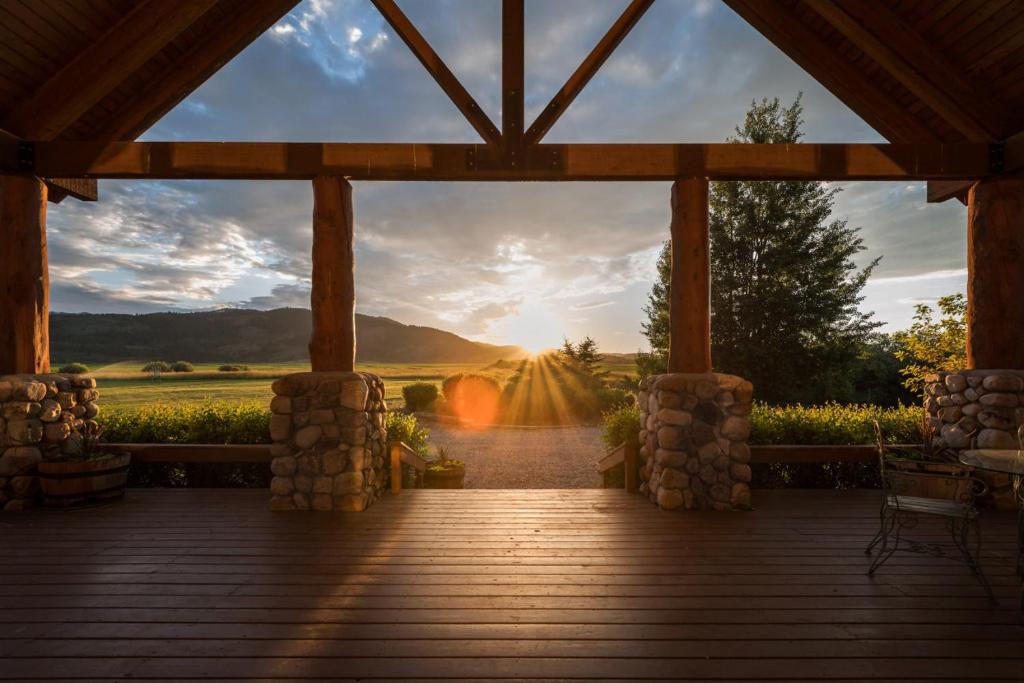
639 95 881 403
559 336 605 377
892 294 966 396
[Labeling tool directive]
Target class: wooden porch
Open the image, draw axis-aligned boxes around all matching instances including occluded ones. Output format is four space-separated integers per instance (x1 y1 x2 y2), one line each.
0 488 1020 681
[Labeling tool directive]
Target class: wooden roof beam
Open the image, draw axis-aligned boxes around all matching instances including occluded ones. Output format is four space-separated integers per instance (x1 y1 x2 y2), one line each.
93 0 300 142
370 0 501 146
1 0 219 140
805 0 1010 142
2 127 96 202
502 0 525 150
524 0 654 145
6 140 996 182
724 0 936 143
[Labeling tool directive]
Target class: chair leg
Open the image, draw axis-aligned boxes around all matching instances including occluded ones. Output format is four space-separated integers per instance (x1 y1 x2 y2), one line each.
865 505 889 554
867 511 899 575
950 517 996 604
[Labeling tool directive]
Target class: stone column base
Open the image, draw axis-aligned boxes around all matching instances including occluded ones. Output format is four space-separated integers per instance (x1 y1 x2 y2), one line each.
925 369 1023 510
638 373 753 511
0 373 99 510
269 372 387 512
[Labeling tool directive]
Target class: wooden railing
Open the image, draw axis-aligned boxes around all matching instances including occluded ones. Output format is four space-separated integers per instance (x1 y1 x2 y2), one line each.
389 441 428 495
597 442 639 493
598 442 901 493
106 441 431 495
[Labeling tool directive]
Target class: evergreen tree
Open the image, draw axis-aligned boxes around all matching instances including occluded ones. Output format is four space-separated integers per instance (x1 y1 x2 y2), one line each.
639 96 881 403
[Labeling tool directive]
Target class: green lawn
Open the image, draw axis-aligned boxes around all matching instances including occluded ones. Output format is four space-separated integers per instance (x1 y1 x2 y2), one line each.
89 359 638 411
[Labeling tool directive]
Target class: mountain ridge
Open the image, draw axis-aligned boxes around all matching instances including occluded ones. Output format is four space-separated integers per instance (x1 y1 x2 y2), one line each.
49 308 527 364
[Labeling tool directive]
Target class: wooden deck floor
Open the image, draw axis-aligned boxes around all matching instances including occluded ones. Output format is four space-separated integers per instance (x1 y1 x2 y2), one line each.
0 488 1021 681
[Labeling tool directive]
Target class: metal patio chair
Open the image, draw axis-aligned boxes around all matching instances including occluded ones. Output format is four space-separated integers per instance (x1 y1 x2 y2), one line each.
865 420 994 602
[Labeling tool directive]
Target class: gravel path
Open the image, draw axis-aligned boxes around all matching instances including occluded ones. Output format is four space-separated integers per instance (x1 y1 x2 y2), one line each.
418 418 606 488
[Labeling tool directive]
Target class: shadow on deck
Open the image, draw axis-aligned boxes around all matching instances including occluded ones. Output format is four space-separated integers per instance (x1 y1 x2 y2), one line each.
0 488 1021 680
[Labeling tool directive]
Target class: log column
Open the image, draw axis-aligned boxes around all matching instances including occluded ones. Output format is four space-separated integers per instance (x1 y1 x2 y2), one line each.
668 178 711 373
309 176 355 372
966 178 1024 369
0 174 50 374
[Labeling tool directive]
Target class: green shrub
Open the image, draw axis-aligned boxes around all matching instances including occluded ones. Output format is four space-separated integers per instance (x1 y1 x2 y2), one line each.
218 364 250 372
385 411 430 457
98 401 271 444
141 361 171 373
441 373 501 401
601 402 641 450
750 402 921 445
402 382 439 412
170 361 195 373
58 362 89 374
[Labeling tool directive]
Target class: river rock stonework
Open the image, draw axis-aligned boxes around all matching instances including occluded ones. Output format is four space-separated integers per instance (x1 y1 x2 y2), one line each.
924 369 1024 510
0 373 99 511
269 372 387 512
638 372 753 511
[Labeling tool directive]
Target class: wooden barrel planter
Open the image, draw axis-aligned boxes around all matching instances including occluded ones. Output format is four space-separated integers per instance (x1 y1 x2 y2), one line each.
38 453 131 508
423 464 465 489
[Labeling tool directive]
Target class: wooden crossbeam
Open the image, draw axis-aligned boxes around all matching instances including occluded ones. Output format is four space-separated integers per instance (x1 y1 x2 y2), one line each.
502 0 525 149
371 0 500 146
723 0 935 143
524 0 654 145
7 141 997 181
1 0 218 140
805 0 1010 142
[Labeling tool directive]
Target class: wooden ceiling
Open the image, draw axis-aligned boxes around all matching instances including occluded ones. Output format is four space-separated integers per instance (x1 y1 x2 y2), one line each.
0 1 1022 188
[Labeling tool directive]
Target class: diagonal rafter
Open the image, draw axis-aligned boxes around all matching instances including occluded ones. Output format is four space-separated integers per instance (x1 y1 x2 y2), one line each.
524 0 654 146
371 0 501 146
724 0 935 143
502 0 525 149
805 0 1010 143
1 0 219 140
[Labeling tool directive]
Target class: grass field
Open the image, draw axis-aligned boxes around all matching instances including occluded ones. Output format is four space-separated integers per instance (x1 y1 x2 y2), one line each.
90 359 638 410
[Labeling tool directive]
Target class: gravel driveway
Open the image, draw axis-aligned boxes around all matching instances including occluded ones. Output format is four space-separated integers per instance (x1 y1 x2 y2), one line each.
418 417 606 488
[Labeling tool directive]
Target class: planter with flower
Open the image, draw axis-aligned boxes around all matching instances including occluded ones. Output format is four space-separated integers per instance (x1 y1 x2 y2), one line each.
38 422 131 507
423 446 465 489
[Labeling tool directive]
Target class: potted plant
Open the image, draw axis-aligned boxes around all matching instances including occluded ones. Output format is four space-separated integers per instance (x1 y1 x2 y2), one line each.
879 417 973 502
38 423 131 507
423 446 465 489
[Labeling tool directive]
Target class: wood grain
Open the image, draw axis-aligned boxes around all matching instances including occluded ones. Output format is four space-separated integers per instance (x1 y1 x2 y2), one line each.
668 178 711 373
0 488 1018 680
309 176 355 372
0 173 49 374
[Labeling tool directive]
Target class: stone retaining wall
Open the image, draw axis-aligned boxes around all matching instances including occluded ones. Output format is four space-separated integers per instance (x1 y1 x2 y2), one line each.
269 371 387 512
0 373 99 510
924 370 1024 450
638 372 753 511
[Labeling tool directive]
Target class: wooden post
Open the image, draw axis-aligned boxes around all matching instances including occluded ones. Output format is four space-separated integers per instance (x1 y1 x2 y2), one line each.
0 174 50 374
668 178 711 374
624 441 638 494
966 178 1024 369
390 443 402 495
309 176 355 372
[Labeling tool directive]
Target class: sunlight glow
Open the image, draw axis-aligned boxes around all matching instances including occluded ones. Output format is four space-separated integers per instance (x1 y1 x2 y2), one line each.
488 301 565 354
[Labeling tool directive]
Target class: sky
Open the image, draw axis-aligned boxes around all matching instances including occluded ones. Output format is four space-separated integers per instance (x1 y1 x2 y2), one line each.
47 0 969 353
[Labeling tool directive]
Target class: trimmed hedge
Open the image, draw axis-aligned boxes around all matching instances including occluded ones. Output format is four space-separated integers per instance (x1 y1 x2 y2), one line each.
402 382 439 412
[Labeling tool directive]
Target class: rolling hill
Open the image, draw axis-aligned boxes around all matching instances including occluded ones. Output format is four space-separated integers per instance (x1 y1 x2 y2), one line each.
50 309 527 365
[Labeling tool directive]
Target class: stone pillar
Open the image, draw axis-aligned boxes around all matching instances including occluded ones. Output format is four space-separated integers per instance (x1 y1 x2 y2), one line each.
924 370 1021 509
638 372 753 511
269 371 387 512
0 373 99 510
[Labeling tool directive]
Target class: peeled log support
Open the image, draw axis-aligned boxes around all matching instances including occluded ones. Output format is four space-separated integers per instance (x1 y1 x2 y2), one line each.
309 176 356 372
966 178 1024 369
668 178 711 374
0 174 50 374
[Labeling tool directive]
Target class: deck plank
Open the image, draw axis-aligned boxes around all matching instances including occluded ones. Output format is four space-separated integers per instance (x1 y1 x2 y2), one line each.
0 488 1020 680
